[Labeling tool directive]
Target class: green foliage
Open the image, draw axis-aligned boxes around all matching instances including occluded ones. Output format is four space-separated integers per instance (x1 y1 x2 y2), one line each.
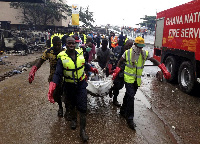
10 1 95 29
79 6 95 28
139 15 156 31
10 0 71 26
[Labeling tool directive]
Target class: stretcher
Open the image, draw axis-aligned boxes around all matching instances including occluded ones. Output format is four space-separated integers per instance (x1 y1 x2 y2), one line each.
86 62 113 97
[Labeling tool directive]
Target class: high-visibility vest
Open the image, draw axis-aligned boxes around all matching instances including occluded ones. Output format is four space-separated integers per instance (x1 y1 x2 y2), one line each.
111 36 118 48
57 49 85 83
124 37 128 45
50 34 55 47
69 32 74 37
124 48 148 86
83 34 87 44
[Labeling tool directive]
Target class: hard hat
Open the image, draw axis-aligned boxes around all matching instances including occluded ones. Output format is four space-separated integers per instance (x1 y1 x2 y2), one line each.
135 36 145 47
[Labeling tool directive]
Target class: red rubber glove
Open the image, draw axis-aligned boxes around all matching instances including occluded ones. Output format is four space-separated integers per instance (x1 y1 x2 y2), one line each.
48 82 56 104
28 66 38 83
90 67 98 74
158 63 171 80
112 67 121 80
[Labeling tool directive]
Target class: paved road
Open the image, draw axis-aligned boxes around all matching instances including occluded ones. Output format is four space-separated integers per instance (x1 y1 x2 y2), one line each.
0 53 173 144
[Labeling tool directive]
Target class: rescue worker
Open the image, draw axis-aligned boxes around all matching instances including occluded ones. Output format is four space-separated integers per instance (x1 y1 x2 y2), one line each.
109 39 133 107
111 33 118 50
28 36 65 117
112 36 171 130
124 35 128 45
47 37 98 142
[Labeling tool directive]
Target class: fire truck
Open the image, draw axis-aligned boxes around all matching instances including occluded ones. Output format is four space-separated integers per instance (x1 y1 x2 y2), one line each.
153 0 200 94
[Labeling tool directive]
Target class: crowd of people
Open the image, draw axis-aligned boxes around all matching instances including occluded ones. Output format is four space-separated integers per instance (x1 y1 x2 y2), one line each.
28 30 171 142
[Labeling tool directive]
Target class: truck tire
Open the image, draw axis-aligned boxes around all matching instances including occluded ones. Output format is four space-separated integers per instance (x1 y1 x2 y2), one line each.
178 61 195 94
165 56 178 83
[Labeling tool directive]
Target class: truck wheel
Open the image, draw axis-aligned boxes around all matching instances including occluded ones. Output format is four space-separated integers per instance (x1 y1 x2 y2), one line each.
165 56 177 83
178 61 195 94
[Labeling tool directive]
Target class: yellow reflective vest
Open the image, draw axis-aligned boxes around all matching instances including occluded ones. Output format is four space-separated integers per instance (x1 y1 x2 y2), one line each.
124 48 148 86
83 34 87 44
57 49 85 83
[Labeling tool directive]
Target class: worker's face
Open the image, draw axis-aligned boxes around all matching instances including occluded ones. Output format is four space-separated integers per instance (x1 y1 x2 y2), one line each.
53 41 61 52
66 39 76 52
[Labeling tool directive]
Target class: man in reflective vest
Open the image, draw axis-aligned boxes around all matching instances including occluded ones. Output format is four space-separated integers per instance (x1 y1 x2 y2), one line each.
47 37 98 142
111 33 118 50
112 36 171 130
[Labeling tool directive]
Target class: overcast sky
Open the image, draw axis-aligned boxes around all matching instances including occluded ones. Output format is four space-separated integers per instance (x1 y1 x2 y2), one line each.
67 0 192 27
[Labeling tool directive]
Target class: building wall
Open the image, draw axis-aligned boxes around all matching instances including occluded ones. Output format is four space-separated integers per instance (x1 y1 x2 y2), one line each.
0 2 23 24
0 1 71 28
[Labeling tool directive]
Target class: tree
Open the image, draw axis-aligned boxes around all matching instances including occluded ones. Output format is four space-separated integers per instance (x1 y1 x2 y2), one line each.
79 6 95 28
10 0 71 28
139 15 156 31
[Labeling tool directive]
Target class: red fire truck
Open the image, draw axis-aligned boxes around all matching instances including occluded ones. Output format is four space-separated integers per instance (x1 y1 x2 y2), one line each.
153 0 200 94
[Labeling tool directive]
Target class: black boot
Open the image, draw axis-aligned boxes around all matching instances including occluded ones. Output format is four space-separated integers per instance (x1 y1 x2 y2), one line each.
80 112 89 142
109 88 113 98
113 96 121 107
119 108 126 118
70 108 77 130
71 119 77 130
57 101 63 117
126 119 136 130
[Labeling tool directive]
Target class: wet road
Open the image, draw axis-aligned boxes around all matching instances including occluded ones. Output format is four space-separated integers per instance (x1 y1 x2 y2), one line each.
0 52 173 144
0 44 200 143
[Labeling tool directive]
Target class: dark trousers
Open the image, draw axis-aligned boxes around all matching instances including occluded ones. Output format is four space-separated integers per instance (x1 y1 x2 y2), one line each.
64 81 88 113
112 76 124 101
121 82 138 120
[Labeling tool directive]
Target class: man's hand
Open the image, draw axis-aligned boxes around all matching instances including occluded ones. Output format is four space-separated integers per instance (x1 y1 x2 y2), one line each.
158 63 171 80
112 67 121 80
28 66 38 83
90 67 98 74
48 82 56 104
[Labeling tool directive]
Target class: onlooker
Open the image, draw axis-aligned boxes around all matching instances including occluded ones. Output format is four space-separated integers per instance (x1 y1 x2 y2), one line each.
95 38 112 69
86 36 96 63
96 32 101 48
118 32 125 46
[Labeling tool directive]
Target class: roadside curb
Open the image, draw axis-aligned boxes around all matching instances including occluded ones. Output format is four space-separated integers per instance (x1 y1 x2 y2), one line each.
139 88 184 144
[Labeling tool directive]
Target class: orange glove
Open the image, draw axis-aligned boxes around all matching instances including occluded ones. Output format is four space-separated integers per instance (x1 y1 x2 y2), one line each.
48 82 56 104
112 67 121 80
158 63 171 80
28 66 38 83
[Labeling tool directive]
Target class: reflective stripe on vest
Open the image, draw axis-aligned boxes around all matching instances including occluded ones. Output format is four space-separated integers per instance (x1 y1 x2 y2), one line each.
124 48 148 86
57 49 85 83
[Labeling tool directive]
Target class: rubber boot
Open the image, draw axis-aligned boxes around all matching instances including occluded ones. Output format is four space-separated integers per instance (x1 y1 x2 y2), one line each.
70 108 77 130
80 112 89 142
113 95 121 107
